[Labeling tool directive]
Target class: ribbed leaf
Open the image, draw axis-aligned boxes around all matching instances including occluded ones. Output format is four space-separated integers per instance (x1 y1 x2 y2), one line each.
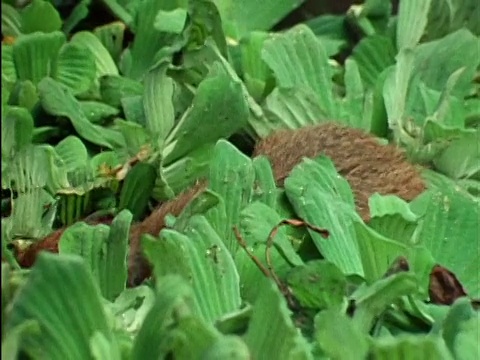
244 278 312 360
5 253 112 360
20 0 62 34
1 3 21 37
94 22 125 64
163 69 249 165
284 157 363 277
262 24 337 117
143 215 241 324
396 0 432 50
143 62 174 149
205 140 255 252
12 31 65 84
71 31 119 77
263 86 328 131
54 42 96 95
38 78 125 149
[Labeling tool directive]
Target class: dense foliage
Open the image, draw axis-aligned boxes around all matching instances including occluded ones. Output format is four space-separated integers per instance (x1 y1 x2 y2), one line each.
1 0 479 359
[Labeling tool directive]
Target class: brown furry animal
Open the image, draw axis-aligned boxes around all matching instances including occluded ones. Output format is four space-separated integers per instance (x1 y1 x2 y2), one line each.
14 122 426 286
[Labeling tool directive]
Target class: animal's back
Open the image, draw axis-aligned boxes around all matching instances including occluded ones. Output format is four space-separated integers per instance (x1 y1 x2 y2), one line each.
253 122 425 220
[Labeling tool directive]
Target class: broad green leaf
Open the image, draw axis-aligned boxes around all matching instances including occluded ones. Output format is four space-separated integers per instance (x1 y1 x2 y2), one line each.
315 309 369 360
100 75 143 108
38 78 125 149
251 156 277 207
20 0 62 34
94 22 125 64
262 25 337 117
79 101 119 124
244 278 312 360
2 106 34 158
5 253 112 360
205 140 255 252
2 44 17 83
163 69 248 164
434 129 480 179
143 62 175 149
442 298 480 360
12 31 65 84
71 31 119 78
17 80 38 111
143 215 241 323
236 201 302 301
284 157 363 277
352 272 419 332
411 187 480 297
396 0 432 50
161 143 214 196
369 334 452 360
154 8 187 34
131 275 216 360
118 162 157 220
263 86 328 132
1 3 21 37
126 0 179 79
237 31 271 100
351 35 396 88
54 136 88 172
54 42 96 95
212 0 306 39
2 320 40 360
8 188 55 239
287 260 346 310
413 29 480 97
59 211 131 301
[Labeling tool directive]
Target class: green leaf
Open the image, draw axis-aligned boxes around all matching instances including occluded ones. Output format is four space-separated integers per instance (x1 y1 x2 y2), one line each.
284 157 363 277
352 272 419 332
314 309 369 360
236 202 302 301
143 62 175 149
12 31 65 84
411 187 480 297
205 140 255 252
434 130 480 179
262 24 337 117
38 78 125 149
2 106 34 158
5 253 112 360
1 3 21 37
351 35 396 88
2 44 17 83
163 68 248 164
143 215 241 323
70 31 119 78
126 0 179 79
54 135 89 172
54 42 96 95
442 298 480 360
118 162 157 220
243 278 312 360
94 22 125 64
396 0 432 49
369 335 452 360
213 0 306 39
263 86 328 132
131 275 203 359
59 211 131 301
287 260 346 310
20 0 62 34
413 29 480 96
154 8 187 34
79 101 119 124
100 75 143 108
